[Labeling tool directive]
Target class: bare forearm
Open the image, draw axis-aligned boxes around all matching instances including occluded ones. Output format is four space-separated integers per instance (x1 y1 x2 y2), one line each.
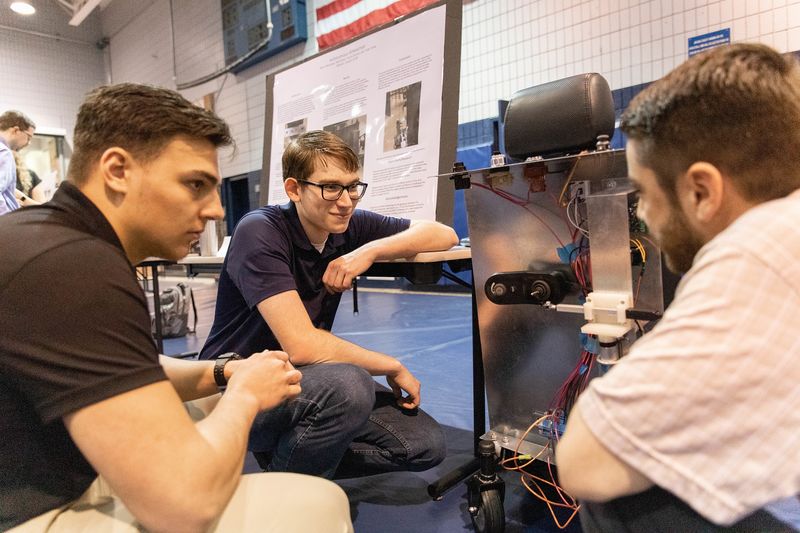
15 189 40 206
556 404 653 501
31 185 47 203
147 354 298 527
360 220 458 261
139 394 260 529
66 383 261 532
190 389 261 503
289 328 402 376
159 354 218 401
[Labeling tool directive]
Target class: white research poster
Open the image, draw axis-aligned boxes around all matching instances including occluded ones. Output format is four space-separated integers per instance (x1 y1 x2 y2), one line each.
267 4 447 221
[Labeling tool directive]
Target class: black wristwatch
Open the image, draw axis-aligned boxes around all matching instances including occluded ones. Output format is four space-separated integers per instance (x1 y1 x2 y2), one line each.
214 352 242 389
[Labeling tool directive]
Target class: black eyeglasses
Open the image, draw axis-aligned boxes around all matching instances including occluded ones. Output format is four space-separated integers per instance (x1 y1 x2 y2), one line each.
297 179 368 201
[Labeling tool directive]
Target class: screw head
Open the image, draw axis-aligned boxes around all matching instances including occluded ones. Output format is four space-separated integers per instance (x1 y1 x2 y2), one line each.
491 282 507 296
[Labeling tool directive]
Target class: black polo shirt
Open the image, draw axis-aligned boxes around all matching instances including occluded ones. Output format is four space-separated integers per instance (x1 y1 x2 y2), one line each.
0 182 166 529
199 202 409 360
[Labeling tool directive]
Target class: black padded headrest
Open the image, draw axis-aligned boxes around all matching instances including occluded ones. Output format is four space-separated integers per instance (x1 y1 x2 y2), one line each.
503 73 615 160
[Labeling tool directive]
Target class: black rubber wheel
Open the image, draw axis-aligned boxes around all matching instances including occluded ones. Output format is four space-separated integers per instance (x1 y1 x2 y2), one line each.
471 488 505 533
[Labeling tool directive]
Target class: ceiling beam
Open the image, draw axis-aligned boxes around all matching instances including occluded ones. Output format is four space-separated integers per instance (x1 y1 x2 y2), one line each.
68 0 104 27
55 0 74 16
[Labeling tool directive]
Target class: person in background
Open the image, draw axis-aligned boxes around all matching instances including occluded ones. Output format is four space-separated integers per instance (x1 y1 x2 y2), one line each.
13 151 44 206
0 84 353 532
200 130 458 479
0 110 36 215
556 43 800 532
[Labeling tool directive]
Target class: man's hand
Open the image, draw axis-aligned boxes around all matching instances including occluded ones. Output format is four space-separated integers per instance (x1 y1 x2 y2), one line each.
322 249 375 293
226 350 302 411
386 365 421 409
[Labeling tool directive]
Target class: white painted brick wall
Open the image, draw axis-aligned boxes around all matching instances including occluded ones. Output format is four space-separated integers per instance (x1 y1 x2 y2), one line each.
102 0 318 178
107 1 174 86
6 0 800 163
460 0 800 123
0 3 106 144
93 0 800 176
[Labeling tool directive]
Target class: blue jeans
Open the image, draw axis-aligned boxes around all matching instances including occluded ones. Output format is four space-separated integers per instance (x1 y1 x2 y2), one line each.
248 363 447 479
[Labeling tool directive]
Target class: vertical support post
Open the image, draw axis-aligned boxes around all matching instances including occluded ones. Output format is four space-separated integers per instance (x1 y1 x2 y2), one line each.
151 264 164 354
472 274 486 457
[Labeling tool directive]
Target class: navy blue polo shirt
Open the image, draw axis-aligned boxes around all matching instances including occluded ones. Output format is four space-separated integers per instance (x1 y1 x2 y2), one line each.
199 202 410 360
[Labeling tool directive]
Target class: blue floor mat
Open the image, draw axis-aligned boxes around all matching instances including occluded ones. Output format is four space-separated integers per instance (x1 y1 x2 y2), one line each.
161 284 581 532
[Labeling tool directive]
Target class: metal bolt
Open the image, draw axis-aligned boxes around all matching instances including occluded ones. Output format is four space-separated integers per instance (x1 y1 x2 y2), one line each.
491 283 507 297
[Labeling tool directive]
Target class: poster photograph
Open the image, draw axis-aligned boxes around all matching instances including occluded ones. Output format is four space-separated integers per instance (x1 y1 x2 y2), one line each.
384 81 421 152
283 118 307 148
324 115 367 171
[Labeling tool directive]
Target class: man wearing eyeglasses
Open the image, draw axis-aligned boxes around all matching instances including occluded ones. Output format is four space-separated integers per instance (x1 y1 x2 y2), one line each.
0 110 36 215
200 130 458 478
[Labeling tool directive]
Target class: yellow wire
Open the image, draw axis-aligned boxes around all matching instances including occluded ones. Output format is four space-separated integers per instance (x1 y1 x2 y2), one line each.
557 155 586 207
637 233 657 249
630 238 646 263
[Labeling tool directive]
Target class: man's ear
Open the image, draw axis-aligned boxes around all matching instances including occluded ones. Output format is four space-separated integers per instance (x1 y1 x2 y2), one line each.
98 147 135 195
284 177 301 202
682 162 724 223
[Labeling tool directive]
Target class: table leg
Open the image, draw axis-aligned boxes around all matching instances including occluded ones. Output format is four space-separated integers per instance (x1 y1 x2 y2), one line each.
427 271 486 500
471 277 486 456
151 264 164 354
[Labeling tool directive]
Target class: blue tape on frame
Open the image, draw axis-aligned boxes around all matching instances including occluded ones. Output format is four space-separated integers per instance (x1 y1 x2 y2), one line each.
581 333 599 354
557 243 579 264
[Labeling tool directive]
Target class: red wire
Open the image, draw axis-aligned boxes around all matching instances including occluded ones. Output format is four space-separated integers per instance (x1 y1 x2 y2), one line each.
471 179 593 531
471 182 567 248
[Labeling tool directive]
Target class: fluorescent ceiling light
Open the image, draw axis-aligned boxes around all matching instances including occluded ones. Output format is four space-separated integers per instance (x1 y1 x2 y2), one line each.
10 2 36 15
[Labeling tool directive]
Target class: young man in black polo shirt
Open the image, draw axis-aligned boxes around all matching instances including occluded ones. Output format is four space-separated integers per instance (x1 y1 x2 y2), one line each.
200 130 458 478
0 85 352 532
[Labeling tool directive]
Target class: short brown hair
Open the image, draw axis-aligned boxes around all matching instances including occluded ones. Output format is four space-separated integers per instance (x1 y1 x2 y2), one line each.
68 83 233 184
0 110 35 132
621 43 800 203
282 130 359 182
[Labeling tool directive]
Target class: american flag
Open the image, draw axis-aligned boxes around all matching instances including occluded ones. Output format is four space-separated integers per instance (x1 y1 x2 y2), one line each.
315 0 439 51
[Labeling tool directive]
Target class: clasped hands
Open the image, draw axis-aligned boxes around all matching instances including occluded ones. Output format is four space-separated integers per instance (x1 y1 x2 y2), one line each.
225 350 302 411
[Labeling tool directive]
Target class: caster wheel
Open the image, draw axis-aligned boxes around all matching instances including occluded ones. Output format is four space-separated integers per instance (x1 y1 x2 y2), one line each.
470 488 505 533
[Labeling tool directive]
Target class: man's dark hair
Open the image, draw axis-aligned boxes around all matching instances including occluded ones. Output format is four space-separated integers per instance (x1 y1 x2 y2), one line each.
69 83 233 184
620 43 800 203
0 111 35 132
282 130 360 182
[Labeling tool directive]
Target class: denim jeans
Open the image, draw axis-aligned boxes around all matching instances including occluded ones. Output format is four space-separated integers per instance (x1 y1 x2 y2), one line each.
247 363 447 479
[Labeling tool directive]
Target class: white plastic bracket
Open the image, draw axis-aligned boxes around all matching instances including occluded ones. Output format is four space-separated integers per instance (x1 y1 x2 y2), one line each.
580 290 633 339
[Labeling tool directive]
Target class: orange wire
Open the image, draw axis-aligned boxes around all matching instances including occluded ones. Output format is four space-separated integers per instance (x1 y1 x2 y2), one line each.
521 475 581 529
498 412 581 529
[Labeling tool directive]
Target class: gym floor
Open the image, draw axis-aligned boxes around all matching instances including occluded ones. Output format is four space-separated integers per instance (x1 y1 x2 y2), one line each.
158 275 582 532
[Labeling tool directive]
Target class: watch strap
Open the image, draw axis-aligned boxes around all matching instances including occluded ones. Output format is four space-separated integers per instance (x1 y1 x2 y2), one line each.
213 352 242 388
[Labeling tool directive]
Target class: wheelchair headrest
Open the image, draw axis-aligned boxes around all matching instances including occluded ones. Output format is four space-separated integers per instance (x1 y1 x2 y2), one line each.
503 73 615 160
